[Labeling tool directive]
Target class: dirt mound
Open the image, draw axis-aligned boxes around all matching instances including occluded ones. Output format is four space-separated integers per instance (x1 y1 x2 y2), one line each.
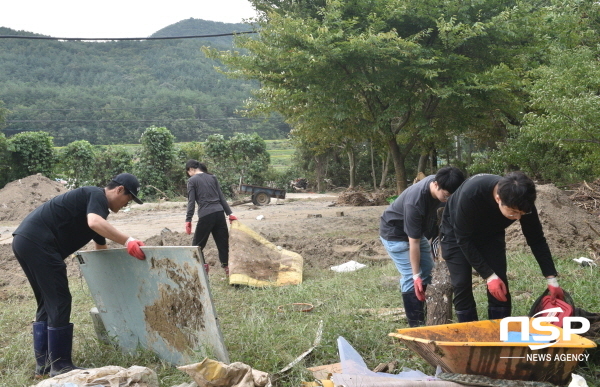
141 219 389 271
0 174 67 222
506 184 600 258
336 190 390 206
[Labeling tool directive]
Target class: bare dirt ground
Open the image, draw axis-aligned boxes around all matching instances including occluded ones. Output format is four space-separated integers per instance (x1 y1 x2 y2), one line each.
2 175 600 294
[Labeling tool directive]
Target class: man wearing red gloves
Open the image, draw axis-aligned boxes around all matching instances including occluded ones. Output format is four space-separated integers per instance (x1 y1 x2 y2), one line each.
440 171 564 322
12 173 145 378
379 166 465 327
185 160 236 276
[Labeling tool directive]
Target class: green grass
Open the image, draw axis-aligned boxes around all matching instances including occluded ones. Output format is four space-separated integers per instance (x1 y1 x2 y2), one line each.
2 250 599 386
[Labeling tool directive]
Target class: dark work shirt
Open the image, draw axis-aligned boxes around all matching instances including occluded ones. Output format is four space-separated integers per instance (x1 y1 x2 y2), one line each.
13 186 109 258
440 173 557 278
186 173 232 222
380 175 439 241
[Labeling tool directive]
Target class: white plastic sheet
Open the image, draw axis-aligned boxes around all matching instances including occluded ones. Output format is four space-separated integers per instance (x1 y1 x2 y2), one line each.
330 261 367 273
332 337 463 387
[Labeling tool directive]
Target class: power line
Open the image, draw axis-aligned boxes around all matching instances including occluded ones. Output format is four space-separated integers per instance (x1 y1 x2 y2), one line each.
0 31 257 41
4 117 252 124
8 104 225 112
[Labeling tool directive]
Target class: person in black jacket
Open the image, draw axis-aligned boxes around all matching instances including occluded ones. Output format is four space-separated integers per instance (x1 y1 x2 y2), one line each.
440 171 564 322
380 166 465 326
185 160 236 276
12 173 146 378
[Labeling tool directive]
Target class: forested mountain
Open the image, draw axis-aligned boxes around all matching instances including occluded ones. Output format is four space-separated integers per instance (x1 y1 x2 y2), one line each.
0 19 290 146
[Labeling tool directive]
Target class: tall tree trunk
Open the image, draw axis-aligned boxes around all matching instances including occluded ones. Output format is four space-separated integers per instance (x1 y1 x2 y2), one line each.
314 154 324 192
387 134 420 194
347 148 356 189
417 153 428 174
388 138 408 194
429 147 437 174
379 150 390 189
370 140 377 190
464 138 474 166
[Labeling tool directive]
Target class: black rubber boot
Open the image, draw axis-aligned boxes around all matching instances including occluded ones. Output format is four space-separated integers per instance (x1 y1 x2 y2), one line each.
456 307 479 322
48 323 84 377
488 306 511 320
33 321 50 378
402 291 425 327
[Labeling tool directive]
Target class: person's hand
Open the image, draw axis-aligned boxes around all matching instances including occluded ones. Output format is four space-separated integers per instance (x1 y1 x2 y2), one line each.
413 274 425 301
185 221 192 235
228 214 237 224
126 237 146 260
486 273 508 302
547 277 565 302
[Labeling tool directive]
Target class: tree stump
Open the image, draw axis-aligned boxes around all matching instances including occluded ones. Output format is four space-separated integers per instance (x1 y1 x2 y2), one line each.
426 258 454 325
426 206 454 325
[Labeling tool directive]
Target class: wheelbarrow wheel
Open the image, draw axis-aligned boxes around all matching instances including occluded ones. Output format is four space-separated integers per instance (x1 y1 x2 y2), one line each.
252 191 271 206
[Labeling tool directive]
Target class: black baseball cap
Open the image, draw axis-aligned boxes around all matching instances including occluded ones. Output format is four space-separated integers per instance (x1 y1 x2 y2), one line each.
112 173 143 204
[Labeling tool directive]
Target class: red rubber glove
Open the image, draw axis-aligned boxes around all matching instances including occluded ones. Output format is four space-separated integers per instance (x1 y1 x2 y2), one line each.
547 277 564 302
228 214 237 224
126 237 146 260
185 221 192 235
413 274 425 301
486 274 508 302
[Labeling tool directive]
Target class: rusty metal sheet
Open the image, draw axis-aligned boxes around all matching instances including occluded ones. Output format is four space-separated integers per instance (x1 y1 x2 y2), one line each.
76 246 229 365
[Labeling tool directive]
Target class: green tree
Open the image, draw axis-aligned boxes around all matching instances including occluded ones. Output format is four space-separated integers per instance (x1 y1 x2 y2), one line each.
521 46 600 178
208 0 565 192
91 146 134 187
0 132 10 188
0 100 8 131
7 131 55 180
204 133 271 193
470 2 600 182
135 126 183 200
179 141 205 162
58 140 95 188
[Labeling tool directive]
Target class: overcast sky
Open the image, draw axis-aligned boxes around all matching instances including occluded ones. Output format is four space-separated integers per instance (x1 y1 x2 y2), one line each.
0 0 258 39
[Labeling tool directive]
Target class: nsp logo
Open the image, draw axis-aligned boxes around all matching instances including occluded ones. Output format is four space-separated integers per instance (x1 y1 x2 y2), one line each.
499 307 590 350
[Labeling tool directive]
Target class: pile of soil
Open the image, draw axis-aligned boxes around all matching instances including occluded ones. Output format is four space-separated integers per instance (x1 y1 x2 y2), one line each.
336 190 390 206
0 174 67 222
506 184 600 258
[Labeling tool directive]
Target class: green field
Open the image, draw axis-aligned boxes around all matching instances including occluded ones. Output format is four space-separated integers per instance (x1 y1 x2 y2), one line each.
265 140 295 171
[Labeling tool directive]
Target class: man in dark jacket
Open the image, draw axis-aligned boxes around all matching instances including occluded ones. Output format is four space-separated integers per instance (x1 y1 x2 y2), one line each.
380 166 465 326
440 171 564 322
12 173 146 377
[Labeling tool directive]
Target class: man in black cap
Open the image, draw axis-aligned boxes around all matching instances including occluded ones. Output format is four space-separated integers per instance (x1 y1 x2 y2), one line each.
12 173 146 378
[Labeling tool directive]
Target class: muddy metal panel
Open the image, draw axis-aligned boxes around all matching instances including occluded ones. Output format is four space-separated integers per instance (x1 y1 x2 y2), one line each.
76 246 229 365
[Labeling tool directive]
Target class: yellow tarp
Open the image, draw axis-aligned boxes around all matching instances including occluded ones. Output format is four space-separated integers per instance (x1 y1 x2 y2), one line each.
228 221 303 287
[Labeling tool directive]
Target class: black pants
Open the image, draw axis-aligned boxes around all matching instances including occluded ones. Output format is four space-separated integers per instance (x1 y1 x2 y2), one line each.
192 211 229 267
441 232 511 313
12 235 71 327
